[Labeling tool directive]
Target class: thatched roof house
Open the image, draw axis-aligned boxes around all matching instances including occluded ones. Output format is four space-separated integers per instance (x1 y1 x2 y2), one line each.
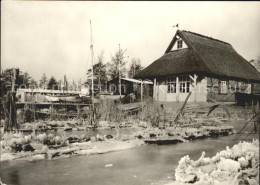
135 30 260 82
135 30 260 103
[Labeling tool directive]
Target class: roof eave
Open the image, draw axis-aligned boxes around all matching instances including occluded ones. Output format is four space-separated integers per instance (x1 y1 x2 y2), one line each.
135 71 260 83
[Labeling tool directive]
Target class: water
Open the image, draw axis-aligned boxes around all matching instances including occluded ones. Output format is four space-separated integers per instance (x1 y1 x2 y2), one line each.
1 121 258 185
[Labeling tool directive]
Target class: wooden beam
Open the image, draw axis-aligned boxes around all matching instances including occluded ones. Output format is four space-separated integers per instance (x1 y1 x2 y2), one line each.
141 81 143 102
174 91 192 123
176 76 179 102
157 81 159 101
183 102 235 111
165 32 178 53
153 78 156 100
189 74 197 102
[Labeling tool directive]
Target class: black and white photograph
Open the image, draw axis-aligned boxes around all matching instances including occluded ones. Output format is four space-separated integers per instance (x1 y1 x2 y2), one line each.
0 1 259 185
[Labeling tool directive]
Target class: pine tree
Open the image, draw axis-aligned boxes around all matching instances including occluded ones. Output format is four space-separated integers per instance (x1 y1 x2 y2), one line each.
39 73 48 89
47 76 59 90
128 58 143 78
86 51 107 91
29 79 38 89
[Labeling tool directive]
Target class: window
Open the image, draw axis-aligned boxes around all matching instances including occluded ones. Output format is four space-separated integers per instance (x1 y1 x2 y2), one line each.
167 76 176 93
177 40 183 49
179 75 190 93
220 81 228 94
187 82 190 93
237 82 243 92
179 82 185 93
237 81 251 93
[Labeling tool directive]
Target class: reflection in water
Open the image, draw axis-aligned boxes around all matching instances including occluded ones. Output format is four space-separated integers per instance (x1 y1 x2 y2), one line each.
1 168 20 185
10 170 20 185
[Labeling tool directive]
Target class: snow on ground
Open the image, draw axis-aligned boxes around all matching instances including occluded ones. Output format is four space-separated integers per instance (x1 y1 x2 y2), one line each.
165 139 259 185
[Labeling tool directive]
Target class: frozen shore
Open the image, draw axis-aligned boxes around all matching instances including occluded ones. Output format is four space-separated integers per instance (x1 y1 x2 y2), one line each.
134 125 234 145
0 120 235 163
1 139 144 162
165 139 259 185
0 132 144 162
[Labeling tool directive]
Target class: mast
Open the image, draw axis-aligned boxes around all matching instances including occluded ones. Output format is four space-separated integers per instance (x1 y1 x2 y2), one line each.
90 20 94 112
63 75 67 92
118 44 121 98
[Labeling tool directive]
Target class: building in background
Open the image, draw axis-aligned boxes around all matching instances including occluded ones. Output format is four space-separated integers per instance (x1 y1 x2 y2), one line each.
135 30 260 105
107 77 153 98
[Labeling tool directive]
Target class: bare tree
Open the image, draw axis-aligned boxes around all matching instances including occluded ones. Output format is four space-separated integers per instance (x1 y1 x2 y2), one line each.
107 46 128 80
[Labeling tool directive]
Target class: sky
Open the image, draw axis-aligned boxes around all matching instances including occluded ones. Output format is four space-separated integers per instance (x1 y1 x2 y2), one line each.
1 1 260 82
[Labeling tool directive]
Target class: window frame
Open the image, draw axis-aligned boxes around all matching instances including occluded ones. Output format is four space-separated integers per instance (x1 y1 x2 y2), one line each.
220 80 228 94
167 76 177 93
177 40 183 49
179 75 191 93
237 81 251 93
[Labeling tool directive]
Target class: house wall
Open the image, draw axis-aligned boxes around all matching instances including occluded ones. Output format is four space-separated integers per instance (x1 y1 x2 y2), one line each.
252 83 260 94
153 75 207 102
134 83 153 99
235 93 260 107
194 77 208 102
206 77 254 102
206 77 260 106
153 75 260 103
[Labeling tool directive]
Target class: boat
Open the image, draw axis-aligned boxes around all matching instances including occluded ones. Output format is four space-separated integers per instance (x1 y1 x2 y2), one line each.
45 95 60 102
59 96 79 102
45 95 82 103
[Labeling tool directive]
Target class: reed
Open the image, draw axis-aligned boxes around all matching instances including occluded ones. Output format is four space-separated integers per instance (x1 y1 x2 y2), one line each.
95 99 125 123
137 98 166 127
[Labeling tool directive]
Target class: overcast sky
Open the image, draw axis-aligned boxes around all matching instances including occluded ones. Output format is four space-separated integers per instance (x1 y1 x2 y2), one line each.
1 1 260 82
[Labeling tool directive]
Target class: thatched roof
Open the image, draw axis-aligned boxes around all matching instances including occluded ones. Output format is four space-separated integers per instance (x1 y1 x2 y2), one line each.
135 30 260 82
249 59 260 73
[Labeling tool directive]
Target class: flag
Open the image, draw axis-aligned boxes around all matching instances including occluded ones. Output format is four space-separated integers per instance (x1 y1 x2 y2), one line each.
173 24 179 28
